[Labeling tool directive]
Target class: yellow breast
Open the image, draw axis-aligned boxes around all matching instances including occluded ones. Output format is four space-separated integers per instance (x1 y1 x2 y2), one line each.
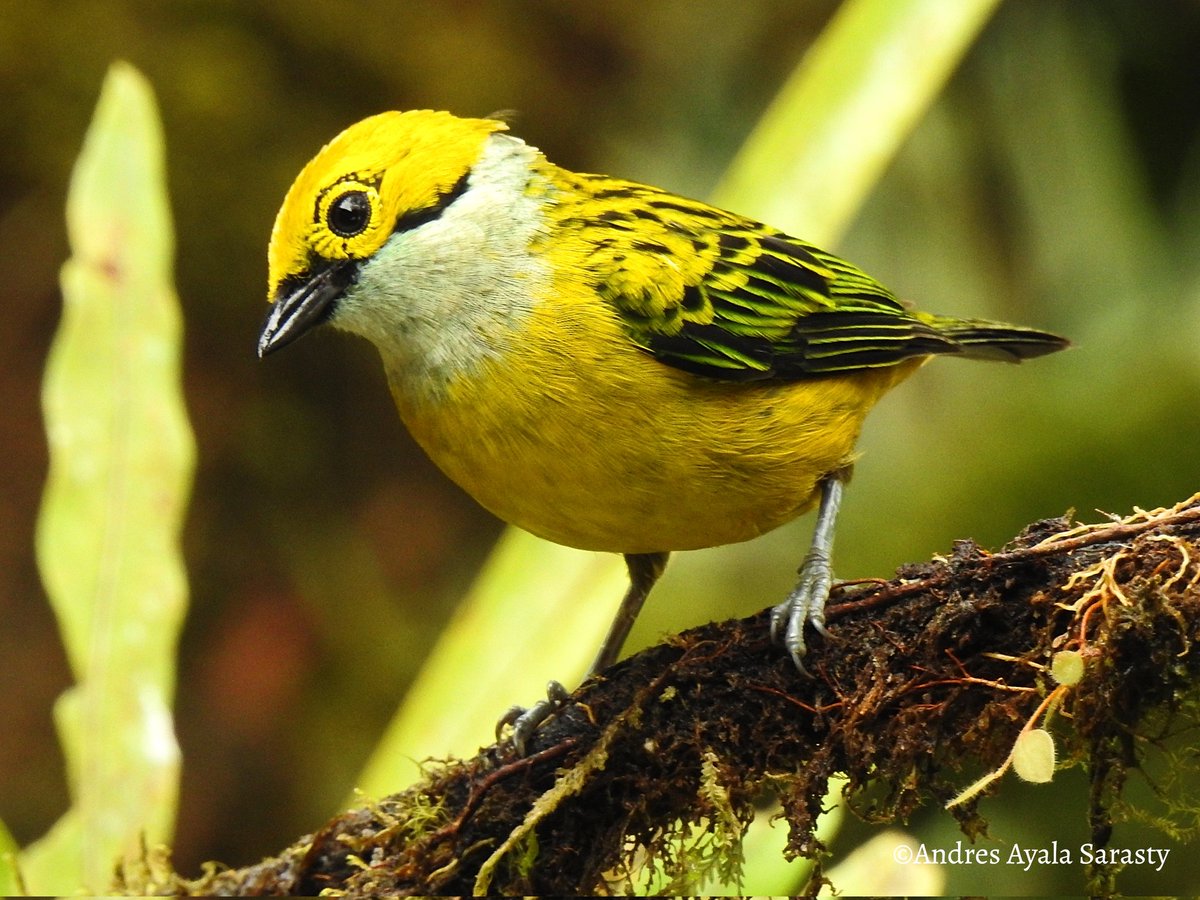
387 271 921 554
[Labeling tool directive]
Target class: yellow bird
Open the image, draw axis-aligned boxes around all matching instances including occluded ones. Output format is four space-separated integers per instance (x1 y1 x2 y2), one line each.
259 110 1067 738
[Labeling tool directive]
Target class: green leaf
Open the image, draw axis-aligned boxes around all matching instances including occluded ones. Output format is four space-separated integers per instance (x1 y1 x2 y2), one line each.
352 529 627 799
0 816 22 895
1012 728 1056 784
713 0 1003 245
22 61 194 894
827 829 946 894
1051 650 1085 686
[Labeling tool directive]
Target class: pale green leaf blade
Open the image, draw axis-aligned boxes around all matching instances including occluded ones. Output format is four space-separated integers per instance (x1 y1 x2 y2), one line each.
24 60 194 894
0 815 22 895
352 529 627 799
827 830 946 895
16 810 82 895
713 0 1002 245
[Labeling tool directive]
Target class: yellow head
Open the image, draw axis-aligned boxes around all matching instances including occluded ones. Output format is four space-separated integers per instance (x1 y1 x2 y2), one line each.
259 110 514 357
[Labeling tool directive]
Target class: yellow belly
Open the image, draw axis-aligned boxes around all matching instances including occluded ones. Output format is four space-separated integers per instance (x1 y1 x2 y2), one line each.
386 295 921 554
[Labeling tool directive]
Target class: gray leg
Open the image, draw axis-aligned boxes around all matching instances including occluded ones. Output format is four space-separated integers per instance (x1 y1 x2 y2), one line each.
501 551 669 753
771 472 845 673
590 552 669 675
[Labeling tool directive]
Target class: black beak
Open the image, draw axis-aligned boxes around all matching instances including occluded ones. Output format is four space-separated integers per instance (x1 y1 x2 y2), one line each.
257 258 358 358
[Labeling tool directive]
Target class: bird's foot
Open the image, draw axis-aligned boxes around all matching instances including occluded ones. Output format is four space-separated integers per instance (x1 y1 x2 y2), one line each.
496 680 571 756
770 548 833 675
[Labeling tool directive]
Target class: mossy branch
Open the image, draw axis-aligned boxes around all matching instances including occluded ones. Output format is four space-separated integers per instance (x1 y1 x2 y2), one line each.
137 495 1200 896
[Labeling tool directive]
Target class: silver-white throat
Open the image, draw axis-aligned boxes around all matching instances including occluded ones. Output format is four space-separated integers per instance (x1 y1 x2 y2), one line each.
328 133 550 402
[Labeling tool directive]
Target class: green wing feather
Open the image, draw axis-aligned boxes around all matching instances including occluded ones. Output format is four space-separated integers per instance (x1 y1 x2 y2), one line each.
557 173 1066 381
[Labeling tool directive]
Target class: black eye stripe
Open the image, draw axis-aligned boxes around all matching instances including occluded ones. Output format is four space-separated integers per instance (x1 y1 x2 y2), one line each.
392 171 471 234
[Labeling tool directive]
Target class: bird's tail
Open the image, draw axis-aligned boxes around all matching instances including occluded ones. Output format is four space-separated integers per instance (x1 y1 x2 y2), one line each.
917 314 1070 362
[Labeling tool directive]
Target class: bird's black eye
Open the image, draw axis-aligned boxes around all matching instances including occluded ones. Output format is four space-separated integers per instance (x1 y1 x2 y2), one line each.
326 190 372 238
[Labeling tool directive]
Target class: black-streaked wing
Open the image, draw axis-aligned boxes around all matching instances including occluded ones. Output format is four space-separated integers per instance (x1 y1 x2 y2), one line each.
578 183 958 382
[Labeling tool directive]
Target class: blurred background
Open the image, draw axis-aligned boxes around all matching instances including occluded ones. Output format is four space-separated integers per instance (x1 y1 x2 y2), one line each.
2 0 1199 893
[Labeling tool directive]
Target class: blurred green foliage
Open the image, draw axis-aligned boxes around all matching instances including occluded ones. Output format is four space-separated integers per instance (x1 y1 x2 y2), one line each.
1 1 1199 895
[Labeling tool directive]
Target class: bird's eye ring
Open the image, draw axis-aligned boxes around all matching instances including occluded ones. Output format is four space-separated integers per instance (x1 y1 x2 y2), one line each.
326 189 373 238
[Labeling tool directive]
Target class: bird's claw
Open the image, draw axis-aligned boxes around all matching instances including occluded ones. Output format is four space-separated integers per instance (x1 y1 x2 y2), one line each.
770 548 833 675
496 680 571 755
